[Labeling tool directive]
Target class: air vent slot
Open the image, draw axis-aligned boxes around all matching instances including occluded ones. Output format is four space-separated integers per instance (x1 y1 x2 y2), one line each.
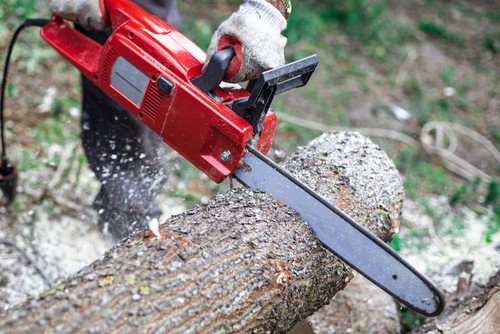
101 46 116 84
143 84 162 122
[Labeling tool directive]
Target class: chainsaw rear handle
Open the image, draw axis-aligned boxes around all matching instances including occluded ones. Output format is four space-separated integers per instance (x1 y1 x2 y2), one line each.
41 0 209 83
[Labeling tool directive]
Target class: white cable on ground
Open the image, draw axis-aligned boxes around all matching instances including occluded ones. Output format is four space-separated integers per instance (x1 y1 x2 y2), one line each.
421 121 499 182
275 111 420 147
275 112 498 182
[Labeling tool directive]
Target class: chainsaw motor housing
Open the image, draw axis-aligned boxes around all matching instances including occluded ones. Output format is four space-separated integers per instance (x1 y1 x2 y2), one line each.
40 0 276 183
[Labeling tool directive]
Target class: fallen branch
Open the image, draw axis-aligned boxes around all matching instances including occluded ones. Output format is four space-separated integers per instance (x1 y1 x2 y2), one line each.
0 132 404 333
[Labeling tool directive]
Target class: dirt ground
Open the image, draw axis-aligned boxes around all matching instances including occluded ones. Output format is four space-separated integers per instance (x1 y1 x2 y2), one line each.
0 0 499 332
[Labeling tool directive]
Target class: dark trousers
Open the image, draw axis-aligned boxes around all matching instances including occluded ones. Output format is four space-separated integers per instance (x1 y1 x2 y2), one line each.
79 0 180 241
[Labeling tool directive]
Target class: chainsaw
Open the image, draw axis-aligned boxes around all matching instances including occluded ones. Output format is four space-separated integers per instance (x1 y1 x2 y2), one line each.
2 0 444 316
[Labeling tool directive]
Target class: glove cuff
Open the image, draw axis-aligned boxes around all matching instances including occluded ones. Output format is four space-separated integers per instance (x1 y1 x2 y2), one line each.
240 0 287 32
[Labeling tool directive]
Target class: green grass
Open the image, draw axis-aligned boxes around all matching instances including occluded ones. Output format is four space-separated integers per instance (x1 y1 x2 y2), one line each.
483 28 500 54
483 181 500 243
399 309 426 333
484 213 500 244
285 0 414 62
393 146 452 197
418 19 465 46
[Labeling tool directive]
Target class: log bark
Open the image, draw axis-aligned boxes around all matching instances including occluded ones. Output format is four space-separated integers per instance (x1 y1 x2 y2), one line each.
0 132 405 334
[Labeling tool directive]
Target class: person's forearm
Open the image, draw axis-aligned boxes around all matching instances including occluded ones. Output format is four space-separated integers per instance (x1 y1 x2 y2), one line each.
264 0 290 19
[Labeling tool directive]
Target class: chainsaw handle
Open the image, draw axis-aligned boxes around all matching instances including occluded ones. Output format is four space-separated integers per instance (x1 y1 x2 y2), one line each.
42 0 180 82
41 15 103 79
103 0 168 33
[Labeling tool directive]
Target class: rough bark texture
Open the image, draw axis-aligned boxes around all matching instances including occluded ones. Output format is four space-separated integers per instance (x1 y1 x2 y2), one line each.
0 132 405 334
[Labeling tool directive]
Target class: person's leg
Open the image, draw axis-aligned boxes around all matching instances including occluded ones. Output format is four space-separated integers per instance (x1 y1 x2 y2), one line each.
131 0 181 27
78 0 180 241
81 77 168 241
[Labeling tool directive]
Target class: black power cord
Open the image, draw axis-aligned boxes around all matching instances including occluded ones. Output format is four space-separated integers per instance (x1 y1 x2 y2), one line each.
0 18 49 203
0 18 56 290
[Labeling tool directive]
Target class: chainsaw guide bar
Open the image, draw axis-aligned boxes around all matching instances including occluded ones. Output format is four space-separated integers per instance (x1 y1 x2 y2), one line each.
234 145 444 316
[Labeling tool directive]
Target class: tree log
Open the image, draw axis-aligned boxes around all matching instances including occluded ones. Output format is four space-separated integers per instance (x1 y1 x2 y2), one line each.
0 132 404 334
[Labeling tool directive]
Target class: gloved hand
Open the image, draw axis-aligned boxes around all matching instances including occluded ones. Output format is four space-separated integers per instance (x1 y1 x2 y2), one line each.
206 0 288 83
49 0 109 31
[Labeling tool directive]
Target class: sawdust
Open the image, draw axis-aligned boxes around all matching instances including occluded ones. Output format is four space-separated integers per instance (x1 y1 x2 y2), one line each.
398 196 500 295
0 155 186 315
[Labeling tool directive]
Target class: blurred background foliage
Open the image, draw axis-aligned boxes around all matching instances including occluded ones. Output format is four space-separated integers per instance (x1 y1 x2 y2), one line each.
1 0 498 253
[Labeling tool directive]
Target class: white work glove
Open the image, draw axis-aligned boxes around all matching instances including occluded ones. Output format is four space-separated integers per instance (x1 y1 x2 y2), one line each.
49 0 109 31
206 0 287 83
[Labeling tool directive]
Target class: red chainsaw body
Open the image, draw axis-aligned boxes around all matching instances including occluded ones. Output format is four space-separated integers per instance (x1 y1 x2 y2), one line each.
40 0 276 183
